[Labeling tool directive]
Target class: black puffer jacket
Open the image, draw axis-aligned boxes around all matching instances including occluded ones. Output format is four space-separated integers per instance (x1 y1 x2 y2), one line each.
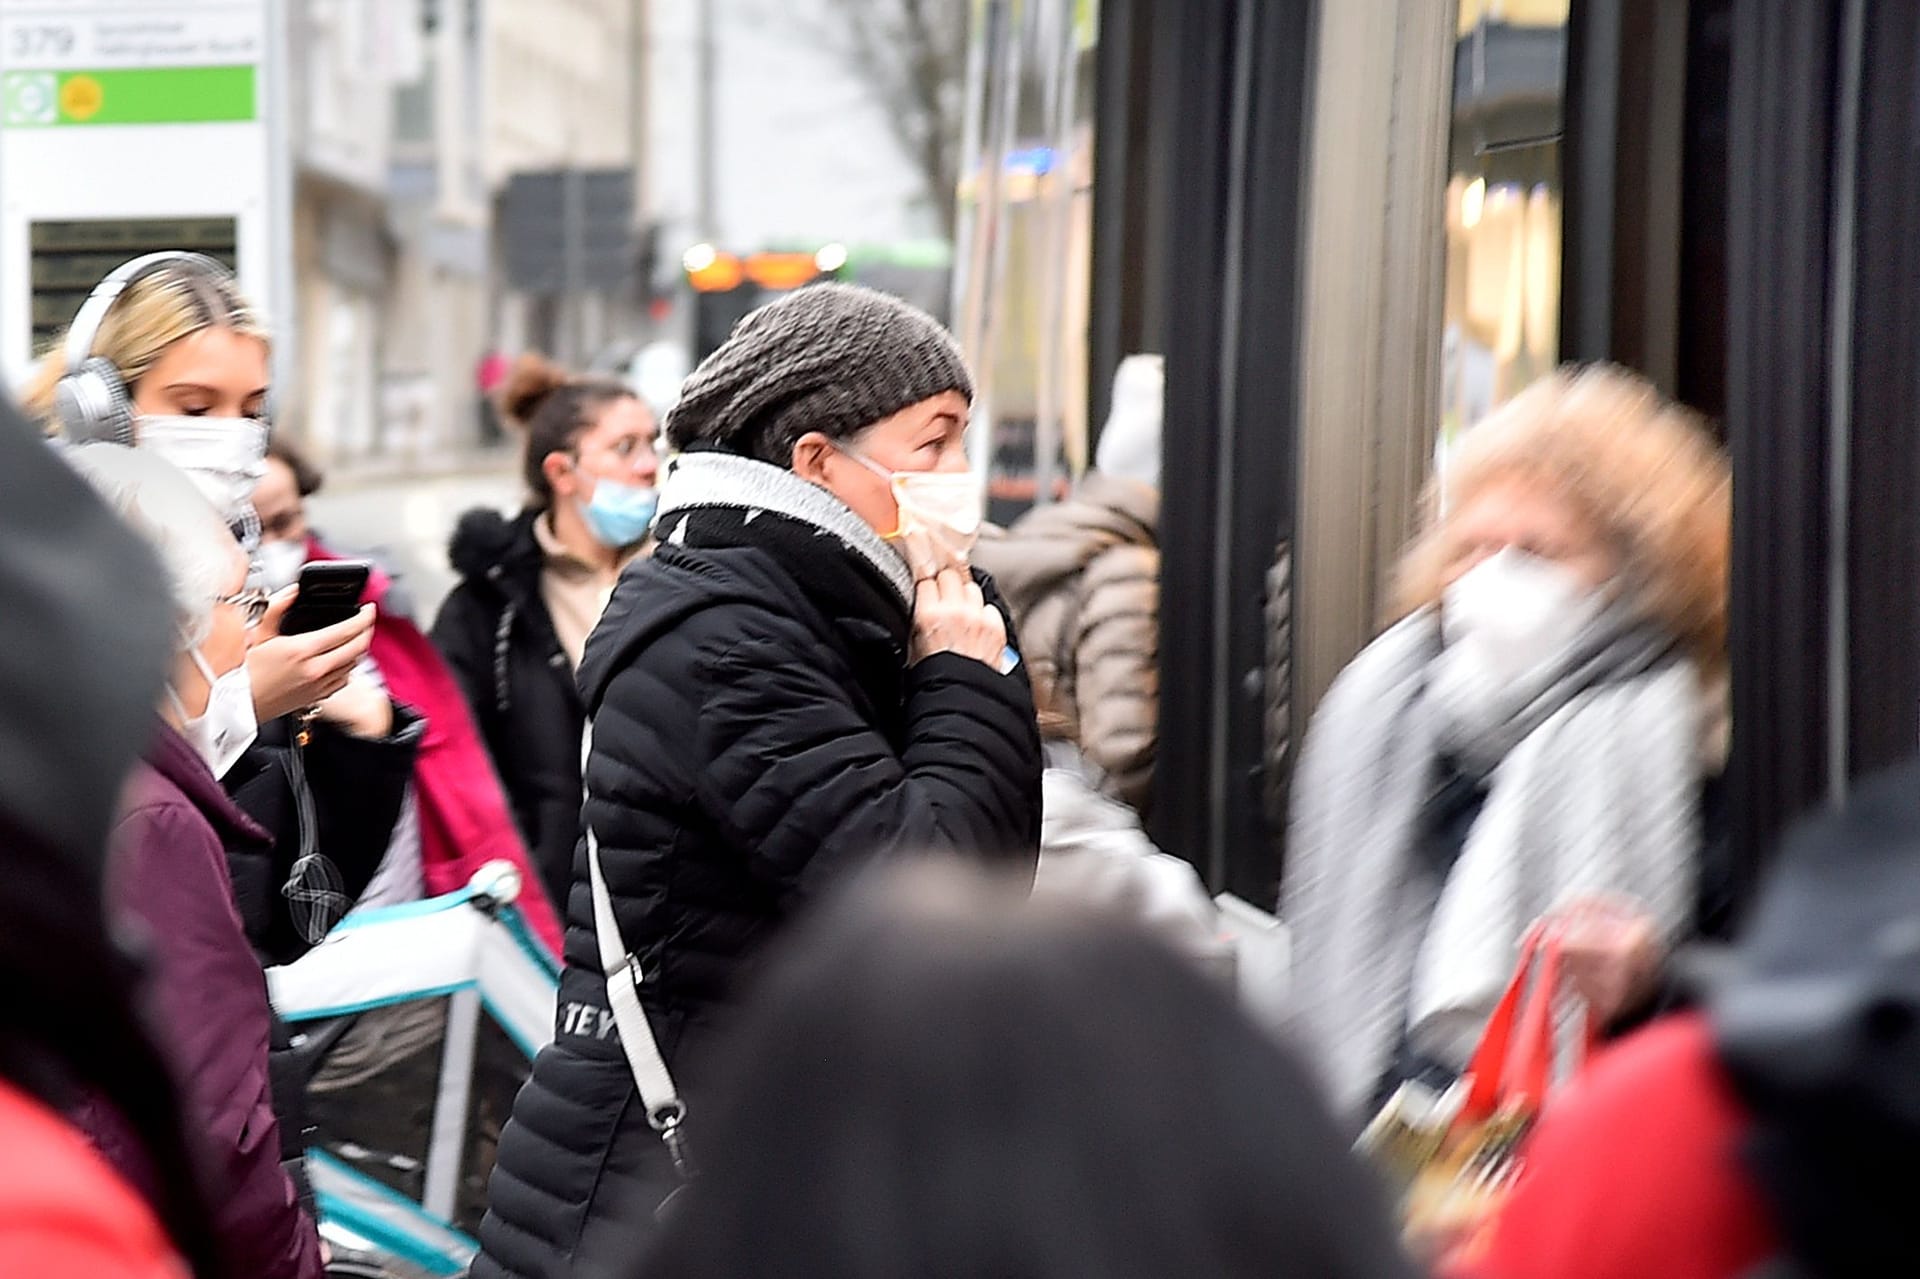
432 508 585 910
472 493 1043 1279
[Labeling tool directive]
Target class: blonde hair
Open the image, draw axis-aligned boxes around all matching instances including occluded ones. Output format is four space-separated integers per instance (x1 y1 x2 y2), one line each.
1393 365 1731 671
20 261 269 433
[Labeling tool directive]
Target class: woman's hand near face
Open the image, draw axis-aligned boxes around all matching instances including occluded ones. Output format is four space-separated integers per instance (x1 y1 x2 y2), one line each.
247 595 376 721
897 526 968 582
909 568 1007 668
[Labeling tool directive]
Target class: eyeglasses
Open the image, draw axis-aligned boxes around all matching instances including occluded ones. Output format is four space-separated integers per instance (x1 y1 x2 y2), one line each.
607 434 657 460
217 587 273 628
577 434 658 467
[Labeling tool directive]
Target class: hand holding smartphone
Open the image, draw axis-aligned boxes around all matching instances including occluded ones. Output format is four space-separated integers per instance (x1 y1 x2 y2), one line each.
281 561 372 635
247 561 378 721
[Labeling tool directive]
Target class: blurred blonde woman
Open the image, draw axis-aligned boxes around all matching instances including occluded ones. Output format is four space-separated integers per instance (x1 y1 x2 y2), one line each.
1282 365 1732 1119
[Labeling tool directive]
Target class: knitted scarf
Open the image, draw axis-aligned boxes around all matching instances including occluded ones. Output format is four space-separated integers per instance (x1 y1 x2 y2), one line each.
653 449 915 618
1282 604 1705 1118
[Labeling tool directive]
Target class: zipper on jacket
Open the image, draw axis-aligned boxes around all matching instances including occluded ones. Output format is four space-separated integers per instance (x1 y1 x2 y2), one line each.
494 600 518 714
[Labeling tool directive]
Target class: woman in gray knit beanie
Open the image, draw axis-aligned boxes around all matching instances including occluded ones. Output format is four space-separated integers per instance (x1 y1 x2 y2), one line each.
470 282 1044 1275
659 281 1010 651
666 284 981 573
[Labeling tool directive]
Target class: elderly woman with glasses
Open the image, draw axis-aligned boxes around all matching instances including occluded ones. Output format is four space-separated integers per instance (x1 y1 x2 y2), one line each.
64 445 326 1279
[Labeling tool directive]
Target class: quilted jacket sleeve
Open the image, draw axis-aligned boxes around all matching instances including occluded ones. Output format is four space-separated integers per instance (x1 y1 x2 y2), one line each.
690 632 1042 901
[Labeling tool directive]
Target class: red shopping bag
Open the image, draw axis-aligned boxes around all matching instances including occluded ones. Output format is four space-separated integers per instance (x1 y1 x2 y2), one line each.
1362 927 1595 1262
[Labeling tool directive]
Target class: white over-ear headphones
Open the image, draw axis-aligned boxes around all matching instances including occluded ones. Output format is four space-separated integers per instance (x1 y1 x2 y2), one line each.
52 251 235 445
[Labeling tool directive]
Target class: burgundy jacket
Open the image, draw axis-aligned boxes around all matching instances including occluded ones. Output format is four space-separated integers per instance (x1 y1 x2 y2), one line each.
78 722 324 1279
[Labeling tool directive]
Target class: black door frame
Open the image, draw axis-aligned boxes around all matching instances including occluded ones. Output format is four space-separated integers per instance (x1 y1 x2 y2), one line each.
1720 0 1841 895
1123 0 1315 900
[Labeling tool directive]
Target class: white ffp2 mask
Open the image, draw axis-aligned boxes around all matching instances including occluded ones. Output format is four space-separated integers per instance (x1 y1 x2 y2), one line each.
844 449 984 563
255 538 307 594
169 647 259 779
1440 548 1602 694
138 414 269 526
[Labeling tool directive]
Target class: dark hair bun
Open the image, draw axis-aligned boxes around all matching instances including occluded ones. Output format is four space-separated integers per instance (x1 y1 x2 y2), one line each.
500 353 572 427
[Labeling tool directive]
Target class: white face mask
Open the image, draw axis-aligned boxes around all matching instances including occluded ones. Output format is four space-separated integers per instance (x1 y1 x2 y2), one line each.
255 538 306 594
1439 548 1604 696
844 449 984 564
138 415 269 525
168 647 259 779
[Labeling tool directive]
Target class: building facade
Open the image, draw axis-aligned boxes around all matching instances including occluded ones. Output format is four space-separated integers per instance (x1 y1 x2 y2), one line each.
287 0 648 466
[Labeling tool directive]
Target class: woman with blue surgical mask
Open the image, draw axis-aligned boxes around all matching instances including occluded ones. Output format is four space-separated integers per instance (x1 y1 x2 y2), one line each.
433 353 661 911
1282 366 1734 1124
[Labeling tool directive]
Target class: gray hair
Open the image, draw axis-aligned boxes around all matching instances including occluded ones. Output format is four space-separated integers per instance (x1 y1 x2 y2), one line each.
64 444 244 651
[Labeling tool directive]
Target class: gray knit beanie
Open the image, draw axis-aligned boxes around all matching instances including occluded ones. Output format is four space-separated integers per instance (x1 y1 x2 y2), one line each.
664 282 974 466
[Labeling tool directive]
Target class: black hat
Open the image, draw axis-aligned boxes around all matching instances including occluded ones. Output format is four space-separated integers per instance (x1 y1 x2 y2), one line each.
1712 759 1920 1273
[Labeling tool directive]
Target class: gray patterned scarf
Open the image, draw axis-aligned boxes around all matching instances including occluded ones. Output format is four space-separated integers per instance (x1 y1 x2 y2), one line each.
1281 603 1705 1118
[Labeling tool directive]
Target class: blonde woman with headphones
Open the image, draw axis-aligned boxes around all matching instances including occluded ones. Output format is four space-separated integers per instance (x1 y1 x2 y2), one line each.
23 250 428 936
25 254 429 1218
23 253 380 729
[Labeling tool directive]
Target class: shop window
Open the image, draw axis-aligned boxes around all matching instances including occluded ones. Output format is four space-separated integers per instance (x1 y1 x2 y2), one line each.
1438 0 1569 485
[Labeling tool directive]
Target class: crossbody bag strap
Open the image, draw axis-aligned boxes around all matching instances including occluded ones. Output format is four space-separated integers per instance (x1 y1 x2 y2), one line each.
583 738 691 1178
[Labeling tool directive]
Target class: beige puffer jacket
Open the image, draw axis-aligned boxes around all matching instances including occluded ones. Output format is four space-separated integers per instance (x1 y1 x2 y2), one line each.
973 473 1159 816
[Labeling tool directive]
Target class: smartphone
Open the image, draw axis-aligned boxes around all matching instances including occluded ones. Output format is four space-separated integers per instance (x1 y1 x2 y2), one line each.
280 561 371 635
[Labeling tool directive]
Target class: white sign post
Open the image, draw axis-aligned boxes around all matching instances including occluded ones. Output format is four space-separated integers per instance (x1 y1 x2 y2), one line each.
0 1 288 393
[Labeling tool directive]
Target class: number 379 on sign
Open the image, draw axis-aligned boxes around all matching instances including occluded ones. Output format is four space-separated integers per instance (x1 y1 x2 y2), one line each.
6 24 77 61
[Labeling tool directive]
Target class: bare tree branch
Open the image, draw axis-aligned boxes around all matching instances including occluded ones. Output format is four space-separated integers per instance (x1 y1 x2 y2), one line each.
781 0 970 241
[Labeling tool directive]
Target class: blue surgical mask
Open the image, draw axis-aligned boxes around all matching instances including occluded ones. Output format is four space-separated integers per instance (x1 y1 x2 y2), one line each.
578 477 658 548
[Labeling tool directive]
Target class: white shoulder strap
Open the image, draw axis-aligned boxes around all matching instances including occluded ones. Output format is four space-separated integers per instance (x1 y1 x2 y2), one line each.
587 825 686 1137
582 723 688 1168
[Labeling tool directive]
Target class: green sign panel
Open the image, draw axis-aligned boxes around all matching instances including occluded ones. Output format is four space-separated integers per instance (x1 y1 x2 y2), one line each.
0 66 255 128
